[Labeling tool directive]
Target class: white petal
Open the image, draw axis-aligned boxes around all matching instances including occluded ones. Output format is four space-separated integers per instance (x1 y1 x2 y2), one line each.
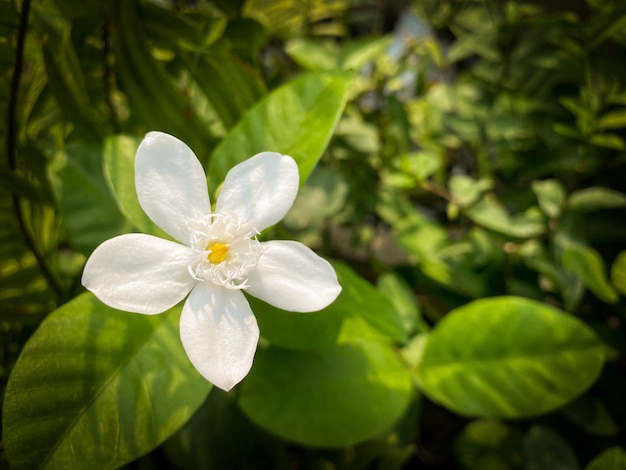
82 233 196 314
135 131 211 244
246 240 341 312
179 283 259 391
216 152 298 232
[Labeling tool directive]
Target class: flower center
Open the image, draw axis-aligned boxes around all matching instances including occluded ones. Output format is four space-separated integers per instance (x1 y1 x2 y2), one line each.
187 212 262 289
206 242 229 264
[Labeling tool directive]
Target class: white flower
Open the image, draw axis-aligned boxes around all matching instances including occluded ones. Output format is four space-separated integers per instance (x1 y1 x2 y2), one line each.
82 131 341 391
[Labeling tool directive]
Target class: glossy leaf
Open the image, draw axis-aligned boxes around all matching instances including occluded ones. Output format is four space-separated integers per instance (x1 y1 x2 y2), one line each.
416 296 605 418
250 261 406 349
238 340 413 447
207 71 352 190
3 293 211 470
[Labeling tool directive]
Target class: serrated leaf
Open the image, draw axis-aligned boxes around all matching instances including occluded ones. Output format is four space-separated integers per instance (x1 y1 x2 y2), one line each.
416 296 605 418
238 340 413 447
207 71 352 190
3 293 211 470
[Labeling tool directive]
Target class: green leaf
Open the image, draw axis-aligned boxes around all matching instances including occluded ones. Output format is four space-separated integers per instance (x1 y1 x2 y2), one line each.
3 293 211 470
103 135 169 239
589 133 624 150
238 340 413 447
49 143 130 254
188 48 265 130
416 296 605 418
562 394 619 437
285 38 339 71
532 179 566 219
454 419 523 470
282 165 348 232
610 250 626 296
112 0 216 160
566 187 626 212
377 271 429 336
250 260 406 349
405 150 442 182
562 243 618 304
523 425 580 470
163 389 256 469
585 447 626 470
597 109 626 130
466 200 545 238
208 71 353 191
339 35 394 70
449 175 493 207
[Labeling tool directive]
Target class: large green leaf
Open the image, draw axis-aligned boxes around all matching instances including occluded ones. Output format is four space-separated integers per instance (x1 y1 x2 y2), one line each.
249 260 406 350
238 340 413 447
416 296 605 418
3 293 211 470
103 135 169 239
207 71 352 190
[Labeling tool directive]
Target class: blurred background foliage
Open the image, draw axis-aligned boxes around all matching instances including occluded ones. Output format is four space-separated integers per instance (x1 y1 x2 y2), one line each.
1 0 626 468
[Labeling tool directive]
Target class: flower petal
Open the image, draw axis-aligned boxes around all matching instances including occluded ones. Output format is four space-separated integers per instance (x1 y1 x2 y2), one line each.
180 284 259 391
135 131 211 244
246 240 341 312
216 152 298 232
82 233 195 314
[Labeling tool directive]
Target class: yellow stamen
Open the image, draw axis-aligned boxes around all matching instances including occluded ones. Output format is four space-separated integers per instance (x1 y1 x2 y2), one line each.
207 242 230 264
